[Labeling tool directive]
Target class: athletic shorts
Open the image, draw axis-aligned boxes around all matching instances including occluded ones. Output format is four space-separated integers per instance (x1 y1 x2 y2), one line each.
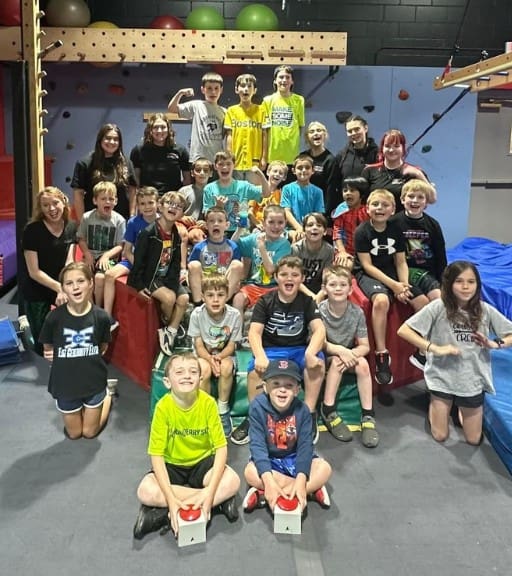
408 268 440 295
239 284 276 308
56 388 107 413
430 389 484 408
162 455 215 488
247 345 325 375
356 272 423 300
148 279 188 296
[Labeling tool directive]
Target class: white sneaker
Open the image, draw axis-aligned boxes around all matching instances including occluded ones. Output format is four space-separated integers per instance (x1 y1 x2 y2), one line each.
158 327 176 356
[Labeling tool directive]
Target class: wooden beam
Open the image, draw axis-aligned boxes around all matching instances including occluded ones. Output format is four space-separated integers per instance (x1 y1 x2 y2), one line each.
0 28 347 66
434 51 512 93
142 113 190 123
21 1 45 197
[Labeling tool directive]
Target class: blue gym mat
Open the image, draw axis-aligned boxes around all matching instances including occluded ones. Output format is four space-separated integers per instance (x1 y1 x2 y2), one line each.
484 348 512 474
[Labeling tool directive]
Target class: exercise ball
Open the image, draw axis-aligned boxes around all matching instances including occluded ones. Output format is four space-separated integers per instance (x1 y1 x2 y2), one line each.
235 4 279 31
150 15 185 30
88 21 119 68
0 0 21 26
213 63 246 77
45 0 91 27
186 7 225 30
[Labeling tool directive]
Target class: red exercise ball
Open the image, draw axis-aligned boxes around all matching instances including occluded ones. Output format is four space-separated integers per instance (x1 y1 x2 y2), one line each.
0 0 21 26
150 15 185 30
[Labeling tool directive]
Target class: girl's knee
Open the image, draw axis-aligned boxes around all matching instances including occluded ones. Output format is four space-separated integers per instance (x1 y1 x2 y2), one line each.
464 431 483 446
431 428 449 443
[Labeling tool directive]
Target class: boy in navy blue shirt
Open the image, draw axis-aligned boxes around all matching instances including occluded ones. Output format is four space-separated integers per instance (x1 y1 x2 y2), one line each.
242 359 332 513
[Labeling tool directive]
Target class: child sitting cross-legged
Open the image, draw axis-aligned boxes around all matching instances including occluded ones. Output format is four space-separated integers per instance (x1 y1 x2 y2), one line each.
187 274 243 438
133 353 241 540
242 359 332 513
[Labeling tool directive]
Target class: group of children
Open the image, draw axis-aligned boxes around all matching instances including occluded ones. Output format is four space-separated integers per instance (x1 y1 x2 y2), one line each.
29 64 512 544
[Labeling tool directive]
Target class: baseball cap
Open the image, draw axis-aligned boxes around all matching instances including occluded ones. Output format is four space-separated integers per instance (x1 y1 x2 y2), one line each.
263 359 301 382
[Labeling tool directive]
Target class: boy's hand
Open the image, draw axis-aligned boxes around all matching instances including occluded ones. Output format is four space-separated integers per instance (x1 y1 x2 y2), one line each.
215 196 228 208
139 288 152 300
256 232 266 249
43 348 54 362
82 251 94 270
182 88 194 98
334 251 354 269
394 282 412 303
335 346 359 369
254 354 269 375
55 290 68 306
288 477 307 511
96 254 112 272
263 475 285 511
168 499 184 537
209 354 222 377
182 488 214 520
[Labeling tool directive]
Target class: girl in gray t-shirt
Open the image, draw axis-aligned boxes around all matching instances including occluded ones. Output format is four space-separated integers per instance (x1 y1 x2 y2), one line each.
398 260 512 446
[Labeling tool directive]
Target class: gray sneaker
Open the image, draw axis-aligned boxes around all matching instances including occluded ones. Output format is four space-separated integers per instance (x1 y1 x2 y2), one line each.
220 411 233 438
361 416 380 448
320 406 353 442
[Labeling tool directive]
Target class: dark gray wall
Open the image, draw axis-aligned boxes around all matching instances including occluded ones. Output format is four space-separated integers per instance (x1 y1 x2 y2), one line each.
82 0 512 66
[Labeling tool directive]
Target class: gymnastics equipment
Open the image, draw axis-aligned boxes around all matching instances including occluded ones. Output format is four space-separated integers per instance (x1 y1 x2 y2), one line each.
0 0 21 26
274 496 301 534
45 0 91 27
88 21 119 68
235 4 279 31
149 15 185 30
185 6 225 30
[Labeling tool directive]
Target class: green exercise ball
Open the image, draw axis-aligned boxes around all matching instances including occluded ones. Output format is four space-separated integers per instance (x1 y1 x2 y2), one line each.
235 4 279 31
186 6 225 30
45 0 91 27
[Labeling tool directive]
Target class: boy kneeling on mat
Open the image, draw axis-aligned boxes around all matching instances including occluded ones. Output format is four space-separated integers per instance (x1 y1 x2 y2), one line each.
133 353 240 540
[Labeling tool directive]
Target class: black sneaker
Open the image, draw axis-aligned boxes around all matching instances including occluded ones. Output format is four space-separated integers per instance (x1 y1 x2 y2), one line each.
217 495 239 523
231 417 250 445
409 349 426 371
133 505 169 540
311 412 319 445
375 352 393 386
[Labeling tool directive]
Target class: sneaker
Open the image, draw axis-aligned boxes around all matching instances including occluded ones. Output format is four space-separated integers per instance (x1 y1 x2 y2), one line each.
231 417 250 445
240 336 251 350
361 416 380 448
311 486 330 509
107 378 119 398
133 505 169 540
311 412 319 445
320 406 353 442
110 317 119 333
375 352 393 386
409 349 426 371
242 487 266 512
217 495 239 523
220 411 233 438
158 327 176 356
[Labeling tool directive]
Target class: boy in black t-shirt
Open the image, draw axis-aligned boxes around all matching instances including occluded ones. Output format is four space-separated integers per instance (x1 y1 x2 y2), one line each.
231 256 326 446
353 189 428 403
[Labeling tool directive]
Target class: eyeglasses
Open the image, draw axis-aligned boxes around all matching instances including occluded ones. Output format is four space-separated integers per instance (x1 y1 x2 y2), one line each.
152 126 168 131
161 201 185 209
194 167 211 173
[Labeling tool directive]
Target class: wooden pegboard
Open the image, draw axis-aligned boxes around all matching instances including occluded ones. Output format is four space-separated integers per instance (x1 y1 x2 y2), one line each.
0 27 346 66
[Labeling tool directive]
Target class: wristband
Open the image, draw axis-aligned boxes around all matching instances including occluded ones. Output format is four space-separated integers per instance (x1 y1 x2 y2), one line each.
494 338 505 348
426 342 432 353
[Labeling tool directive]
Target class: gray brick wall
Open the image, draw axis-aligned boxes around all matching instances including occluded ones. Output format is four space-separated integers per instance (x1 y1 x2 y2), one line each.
82 0 512 66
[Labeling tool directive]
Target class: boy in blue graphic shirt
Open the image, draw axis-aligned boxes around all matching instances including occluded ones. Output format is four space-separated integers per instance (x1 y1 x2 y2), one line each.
242 359 332 512
202 151 270 234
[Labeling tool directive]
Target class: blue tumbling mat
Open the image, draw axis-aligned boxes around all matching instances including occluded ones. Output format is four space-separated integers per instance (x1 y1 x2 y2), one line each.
484 348 512 474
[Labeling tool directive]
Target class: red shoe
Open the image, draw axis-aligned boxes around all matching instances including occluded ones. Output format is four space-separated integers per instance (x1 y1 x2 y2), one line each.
242 487 266 512
312 486 331 509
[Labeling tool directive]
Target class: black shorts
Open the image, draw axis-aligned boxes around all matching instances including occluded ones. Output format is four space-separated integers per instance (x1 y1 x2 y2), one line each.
159 455 215 488
430 389 484 408
148 279 188 296
356 272 423 301
409 268 440 295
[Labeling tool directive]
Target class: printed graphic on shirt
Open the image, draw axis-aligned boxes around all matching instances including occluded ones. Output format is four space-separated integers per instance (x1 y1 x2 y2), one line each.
57 326 99 358
202 249 233 274
202 116 223 141
271 106 293 127
267 414 297 450
370 237 396 256
87 224 116 253
403 231 432 265
208 325 232 352
157 239 173 276
264 310 304 337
